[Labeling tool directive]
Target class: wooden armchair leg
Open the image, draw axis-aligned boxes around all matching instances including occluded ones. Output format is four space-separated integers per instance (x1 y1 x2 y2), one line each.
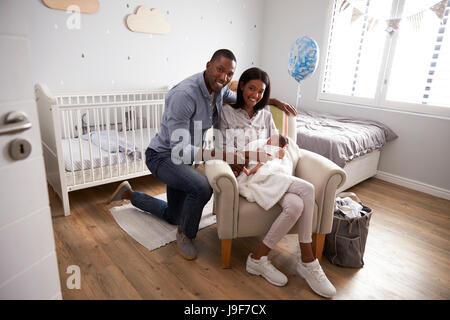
212 196 216 215
312 233 326 262
221 239 232 269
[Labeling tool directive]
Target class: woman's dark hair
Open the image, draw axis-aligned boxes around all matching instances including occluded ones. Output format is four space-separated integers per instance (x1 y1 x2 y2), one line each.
233 67 271 112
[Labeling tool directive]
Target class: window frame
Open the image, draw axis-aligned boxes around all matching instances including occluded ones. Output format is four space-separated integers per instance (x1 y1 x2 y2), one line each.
317 0 450 118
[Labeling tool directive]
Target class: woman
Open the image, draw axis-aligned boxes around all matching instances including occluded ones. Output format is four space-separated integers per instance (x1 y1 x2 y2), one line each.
219 67 336 298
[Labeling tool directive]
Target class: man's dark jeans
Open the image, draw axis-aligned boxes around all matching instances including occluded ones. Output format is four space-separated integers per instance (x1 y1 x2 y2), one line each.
130 148 213 239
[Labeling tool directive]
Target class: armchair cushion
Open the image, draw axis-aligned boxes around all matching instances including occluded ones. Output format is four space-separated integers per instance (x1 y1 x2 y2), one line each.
236 199 319 238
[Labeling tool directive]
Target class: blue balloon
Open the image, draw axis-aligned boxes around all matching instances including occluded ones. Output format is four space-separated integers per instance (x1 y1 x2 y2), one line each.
288 36 319 83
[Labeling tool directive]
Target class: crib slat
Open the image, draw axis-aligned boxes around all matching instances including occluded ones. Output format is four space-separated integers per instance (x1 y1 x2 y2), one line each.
106 107 113 179
140 105 144 172
95 108 104 181
122 106 129 175
146 105 151 173
68 110 76 186
114 107 120 177
100 107 106 180
152 104 156 136
86 111 95 181
76 109 86 184
61 110 73 186
132 106 137 172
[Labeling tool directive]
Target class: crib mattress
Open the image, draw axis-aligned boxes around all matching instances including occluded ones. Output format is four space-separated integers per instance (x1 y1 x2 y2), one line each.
296 109 398 168
61 128 157 172
64 159 148 188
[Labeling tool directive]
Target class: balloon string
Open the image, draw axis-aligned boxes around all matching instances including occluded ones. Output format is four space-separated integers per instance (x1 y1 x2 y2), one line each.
296 83 302 109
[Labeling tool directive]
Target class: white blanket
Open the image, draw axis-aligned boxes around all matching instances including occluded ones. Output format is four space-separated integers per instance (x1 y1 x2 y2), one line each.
237 137 302 210
82 129 142 159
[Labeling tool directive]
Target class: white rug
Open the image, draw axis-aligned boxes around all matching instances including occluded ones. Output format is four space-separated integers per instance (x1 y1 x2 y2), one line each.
109 194 215 251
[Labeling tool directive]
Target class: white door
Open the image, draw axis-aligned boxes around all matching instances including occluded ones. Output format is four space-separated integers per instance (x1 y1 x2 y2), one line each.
0 0 62 299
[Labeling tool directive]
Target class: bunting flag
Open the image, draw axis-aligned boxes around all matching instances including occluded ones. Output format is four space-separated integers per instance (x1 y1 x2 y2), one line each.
351 7 363 23
341 0 448 34
430 0 447 20
406 11 424 32
339 0 350 12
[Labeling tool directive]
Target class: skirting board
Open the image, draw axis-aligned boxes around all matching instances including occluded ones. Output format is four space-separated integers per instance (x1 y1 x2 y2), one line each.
376 171 450 200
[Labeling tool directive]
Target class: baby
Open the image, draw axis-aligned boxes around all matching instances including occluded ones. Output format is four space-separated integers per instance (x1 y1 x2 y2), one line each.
243 134 289 176
237 133 299 211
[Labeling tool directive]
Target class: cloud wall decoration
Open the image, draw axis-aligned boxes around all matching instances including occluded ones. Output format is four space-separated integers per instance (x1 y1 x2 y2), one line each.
42 0 99 13
126 6 170 35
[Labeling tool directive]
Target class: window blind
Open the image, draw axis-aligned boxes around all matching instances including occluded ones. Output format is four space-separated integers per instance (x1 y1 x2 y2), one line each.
321 0 450 113
387 1 450 107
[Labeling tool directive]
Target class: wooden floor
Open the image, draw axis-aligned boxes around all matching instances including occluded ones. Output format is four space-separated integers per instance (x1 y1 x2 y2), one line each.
49 176 450 300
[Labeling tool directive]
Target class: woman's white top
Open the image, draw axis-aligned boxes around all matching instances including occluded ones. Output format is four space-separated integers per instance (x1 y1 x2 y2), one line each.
219 104 278 152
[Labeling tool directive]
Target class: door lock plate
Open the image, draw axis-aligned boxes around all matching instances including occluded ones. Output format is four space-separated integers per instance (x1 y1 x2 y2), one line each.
9 139 32 160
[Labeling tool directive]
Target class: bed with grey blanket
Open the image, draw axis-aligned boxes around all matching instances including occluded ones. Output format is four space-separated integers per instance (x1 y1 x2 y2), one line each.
296 109 398 168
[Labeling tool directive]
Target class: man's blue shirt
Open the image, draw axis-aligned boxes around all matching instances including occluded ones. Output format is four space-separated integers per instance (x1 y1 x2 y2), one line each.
149 71 236 162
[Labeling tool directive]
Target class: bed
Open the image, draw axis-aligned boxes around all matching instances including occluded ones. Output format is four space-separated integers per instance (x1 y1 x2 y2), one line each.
294 109 398 192
35 83 168 216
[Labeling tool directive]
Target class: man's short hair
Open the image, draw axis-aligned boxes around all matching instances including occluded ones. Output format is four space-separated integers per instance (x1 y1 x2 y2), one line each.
210 49 236 63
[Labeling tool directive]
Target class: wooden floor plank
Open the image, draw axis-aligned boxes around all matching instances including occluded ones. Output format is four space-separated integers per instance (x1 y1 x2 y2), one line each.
49 176 450 300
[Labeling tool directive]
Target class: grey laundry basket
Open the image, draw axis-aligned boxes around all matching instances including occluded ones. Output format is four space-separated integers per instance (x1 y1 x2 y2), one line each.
324 192 373 268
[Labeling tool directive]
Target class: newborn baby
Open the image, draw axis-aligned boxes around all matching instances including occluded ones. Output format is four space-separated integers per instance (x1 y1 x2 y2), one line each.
243 133 289 176
236 133 301 211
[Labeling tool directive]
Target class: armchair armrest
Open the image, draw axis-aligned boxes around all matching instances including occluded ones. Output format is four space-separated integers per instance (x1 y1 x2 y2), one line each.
295 149 346 234
204 160 240 239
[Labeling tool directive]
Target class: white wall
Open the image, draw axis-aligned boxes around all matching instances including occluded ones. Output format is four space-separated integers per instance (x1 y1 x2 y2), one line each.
261 0 450 197
26 0 264 94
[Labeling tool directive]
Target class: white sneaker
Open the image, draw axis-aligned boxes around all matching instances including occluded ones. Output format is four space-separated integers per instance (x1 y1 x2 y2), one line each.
297 259 336 298
246 254 288 287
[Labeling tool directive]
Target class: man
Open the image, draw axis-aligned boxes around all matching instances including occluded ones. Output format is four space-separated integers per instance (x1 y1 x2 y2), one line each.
108 49 296 260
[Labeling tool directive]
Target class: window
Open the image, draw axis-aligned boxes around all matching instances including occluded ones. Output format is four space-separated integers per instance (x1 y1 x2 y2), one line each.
320 0 450 117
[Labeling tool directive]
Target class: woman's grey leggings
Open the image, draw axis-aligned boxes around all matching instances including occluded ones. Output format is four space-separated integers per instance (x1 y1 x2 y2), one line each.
263 178 314 249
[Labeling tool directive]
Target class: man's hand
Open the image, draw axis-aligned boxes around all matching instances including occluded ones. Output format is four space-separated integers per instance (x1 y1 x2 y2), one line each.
230 163 245 177
269 98 297 116
243 163 263 176
244 150 272 163
277 147 286 159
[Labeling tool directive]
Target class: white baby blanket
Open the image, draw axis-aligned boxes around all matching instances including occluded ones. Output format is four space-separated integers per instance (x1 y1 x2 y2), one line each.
237 137 302 210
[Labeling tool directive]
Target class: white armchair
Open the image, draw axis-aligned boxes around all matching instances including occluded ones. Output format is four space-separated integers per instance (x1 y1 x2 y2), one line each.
205 106 346 268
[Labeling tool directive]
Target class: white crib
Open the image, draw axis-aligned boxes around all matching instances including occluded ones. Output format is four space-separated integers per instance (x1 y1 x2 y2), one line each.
35 84 168 216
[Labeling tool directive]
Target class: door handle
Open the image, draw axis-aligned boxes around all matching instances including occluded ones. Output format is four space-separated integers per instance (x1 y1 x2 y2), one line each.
0 111 32 135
